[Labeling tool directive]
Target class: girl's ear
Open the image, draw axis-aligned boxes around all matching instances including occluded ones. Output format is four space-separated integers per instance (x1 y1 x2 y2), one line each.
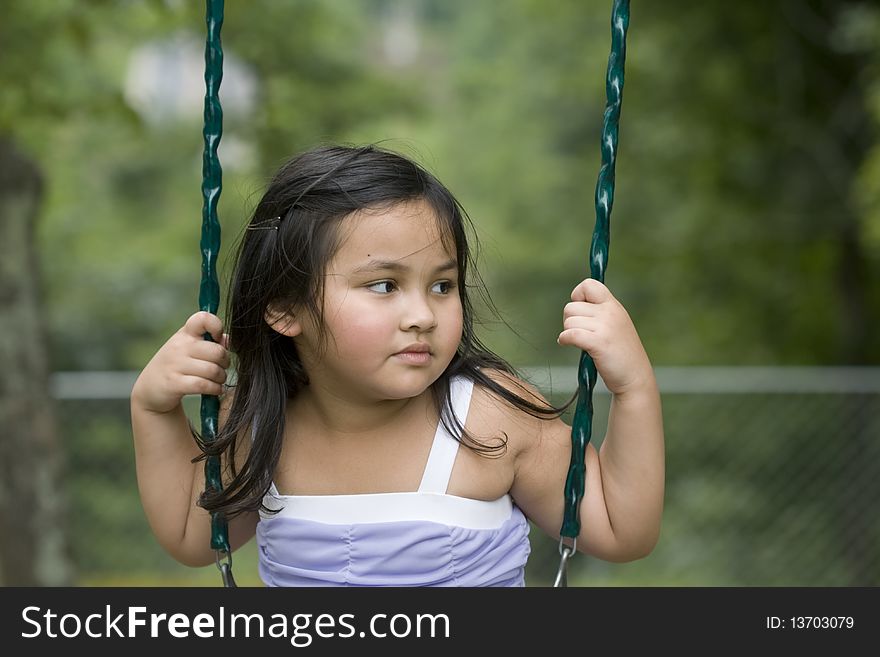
264 305 302 337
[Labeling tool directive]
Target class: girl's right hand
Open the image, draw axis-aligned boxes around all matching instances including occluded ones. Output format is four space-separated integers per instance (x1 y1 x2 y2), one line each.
131 311 230 414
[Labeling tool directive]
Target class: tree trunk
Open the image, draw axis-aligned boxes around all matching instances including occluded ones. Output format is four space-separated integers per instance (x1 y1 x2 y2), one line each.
0 137 72 585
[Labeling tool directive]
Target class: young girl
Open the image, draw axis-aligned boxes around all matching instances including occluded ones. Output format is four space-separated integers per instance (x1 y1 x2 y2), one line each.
131 144 664 587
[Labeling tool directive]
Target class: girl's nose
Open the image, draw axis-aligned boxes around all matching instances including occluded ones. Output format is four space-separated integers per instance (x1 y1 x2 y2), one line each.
400 293 437 332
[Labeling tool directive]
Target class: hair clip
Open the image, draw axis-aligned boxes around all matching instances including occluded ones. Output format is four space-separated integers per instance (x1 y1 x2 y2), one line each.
246 216 282 231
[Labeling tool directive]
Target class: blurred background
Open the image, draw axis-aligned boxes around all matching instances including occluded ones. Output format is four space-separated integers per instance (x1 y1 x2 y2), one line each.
1 0 878 586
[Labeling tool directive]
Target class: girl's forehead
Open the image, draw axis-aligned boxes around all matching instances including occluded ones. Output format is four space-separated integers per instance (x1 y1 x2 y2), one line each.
334 200 456 262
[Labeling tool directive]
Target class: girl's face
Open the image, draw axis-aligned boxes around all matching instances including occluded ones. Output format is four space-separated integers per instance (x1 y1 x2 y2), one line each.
291 199 464 402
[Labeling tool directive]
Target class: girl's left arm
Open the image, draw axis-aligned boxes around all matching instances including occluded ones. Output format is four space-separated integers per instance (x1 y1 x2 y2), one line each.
510 278 664 562
586 375 664 560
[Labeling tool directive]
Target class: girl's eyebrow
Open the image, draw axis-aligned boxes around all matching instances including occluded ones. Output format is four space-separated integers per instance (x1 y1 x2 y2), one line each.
351 258 458 276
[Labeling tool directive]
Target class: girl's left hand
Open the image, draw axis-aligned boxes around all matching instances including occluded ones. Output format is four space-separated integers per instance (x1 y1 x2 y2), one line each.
557 278 655 396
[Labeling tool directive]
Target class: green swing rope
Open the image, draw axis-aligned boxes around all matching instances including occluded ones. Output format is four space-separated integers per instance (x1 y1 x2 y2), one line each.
555 0 630 587
198 0 234 587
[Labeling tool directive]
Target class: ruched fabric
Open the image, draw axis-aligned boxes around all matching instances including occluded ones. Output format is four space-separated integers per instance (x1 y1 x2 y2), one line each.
257 506 530 587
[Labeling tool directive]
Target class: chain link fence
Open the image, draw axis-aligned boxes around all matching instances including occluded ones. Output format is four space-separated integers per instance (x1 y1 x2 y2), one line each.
53 367 880 586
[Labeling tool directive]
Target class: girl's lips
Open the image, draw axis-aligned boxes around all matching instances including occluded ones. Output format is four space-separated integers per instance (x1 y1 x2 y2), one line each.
397 343 431 353
394 351 432 365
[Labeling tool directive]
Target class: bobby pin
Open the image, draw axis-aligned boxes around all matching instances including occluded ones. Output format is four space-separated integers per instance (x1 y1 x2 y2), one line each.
246 216 282 231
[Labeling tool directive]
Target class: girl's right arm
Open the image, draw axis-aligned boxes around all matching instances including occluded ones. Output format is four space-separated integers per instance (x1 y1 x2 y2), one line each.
130 311 258 567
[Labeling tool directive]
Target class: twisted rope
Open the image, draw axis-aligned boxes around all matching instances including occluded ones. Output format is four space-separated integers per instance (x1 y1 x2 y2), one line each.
560 0 630 541
198 0 229 563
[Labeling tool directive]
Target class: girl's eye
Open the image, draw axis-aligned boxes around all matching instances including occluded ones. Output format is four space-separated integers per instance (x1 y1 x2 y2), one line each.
432 281 453 295
367 281 396 294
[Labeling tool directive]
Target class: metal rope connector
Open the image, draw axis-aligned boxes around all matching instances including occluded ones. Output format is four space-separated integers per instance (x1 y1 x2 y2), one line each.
554 537 577 588
215 549 237 588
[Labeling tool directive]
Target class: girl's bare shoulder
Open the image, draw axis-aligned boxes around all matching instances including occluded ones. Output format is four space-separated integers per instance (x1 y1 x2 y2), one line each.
467 369 560 457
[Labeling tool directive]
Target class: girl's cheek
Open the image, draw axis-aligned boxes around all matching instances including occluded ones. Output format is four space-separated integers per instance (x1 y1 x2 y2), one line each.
338 311 391 347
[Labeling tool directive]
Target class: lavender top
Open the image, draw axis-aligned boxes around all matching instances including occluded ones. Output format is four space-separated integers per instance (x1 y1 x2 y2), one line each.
256 377 531 587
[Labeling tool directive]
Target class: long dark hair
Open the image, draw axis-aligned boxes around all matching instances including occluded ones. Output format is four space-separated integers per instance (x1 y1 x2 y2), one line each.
197 144 570 518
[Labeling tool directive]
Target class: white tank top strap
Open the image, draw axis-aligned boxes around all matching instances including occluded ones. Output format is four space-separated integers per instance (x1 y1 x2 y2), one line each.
417 376 475 494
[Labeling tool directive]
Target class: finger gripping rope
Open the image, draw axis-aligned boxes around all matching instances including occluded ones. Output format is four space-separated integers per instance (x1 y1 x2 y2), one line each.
559 0 629 542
